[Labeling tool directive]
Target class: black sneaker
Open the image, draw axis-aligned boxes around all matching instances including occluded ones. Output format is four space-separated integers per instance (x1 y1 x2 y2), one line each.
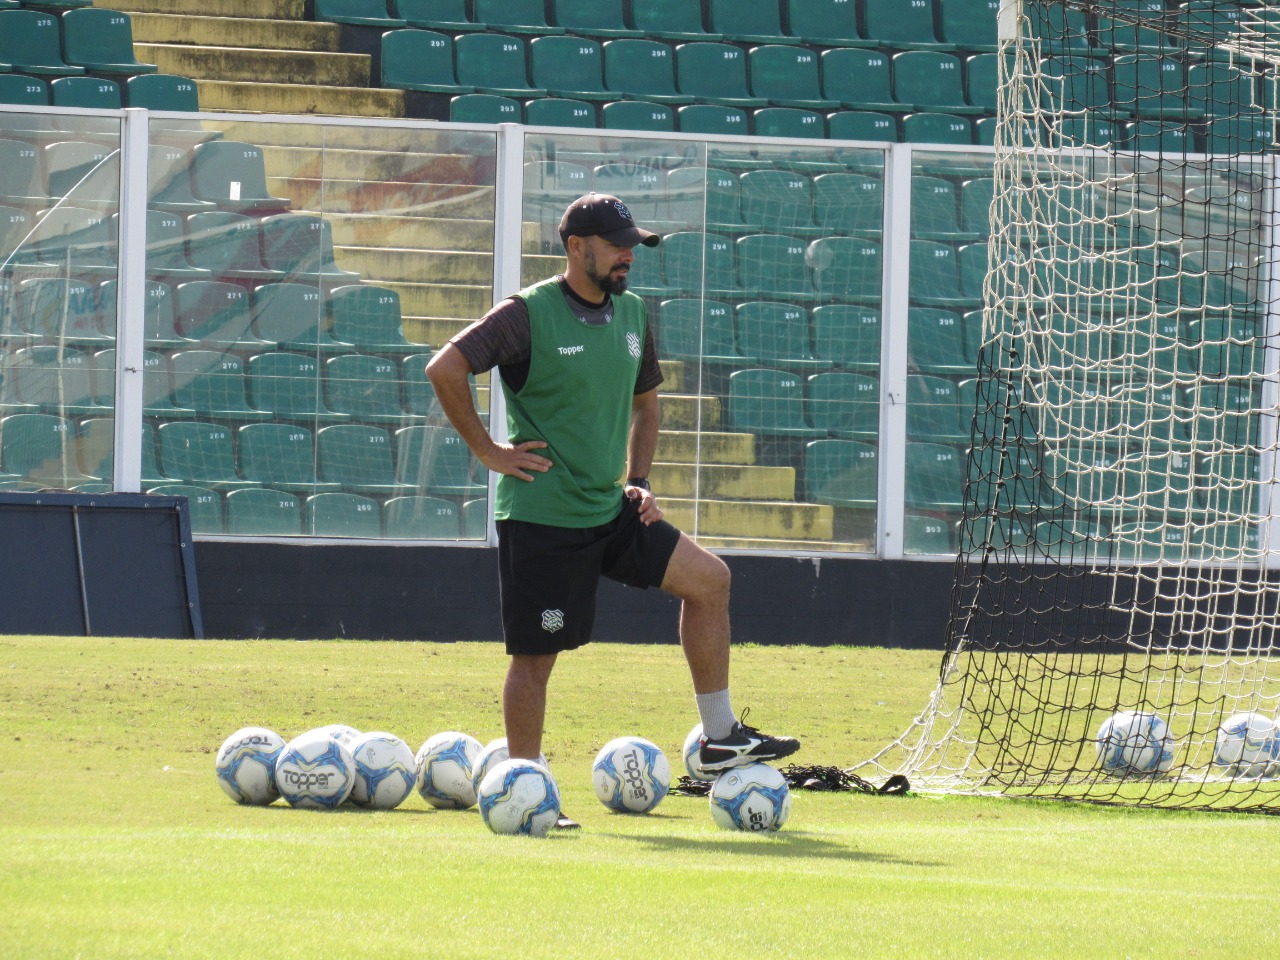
554 812 581 830
699 714 800 772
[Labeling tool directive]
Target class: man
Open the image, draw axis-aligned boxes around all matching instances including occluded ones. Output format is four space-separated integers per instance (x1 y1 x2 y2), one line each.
426 193 799 828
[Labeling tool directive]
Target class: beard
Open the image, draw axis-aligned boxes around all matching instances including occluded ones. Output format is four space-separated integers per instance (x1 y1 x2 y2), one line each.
584 247 629 295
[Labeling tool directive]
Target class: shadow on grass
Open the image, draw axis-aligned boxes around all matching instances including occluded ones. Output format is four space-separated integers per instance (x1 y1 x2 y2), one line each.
598 828 939 867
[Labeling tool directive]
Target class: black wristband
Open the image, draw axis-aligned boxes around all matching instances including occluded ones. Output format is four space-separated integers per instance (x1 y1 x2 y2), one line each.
627 477 651 491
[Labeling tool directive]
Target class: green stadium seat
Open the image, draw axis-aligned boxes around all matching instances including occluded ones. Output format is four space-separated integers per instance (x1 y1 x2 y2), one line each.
654 298 744 363
1187 61 1260 119
736 301 825 368
462 498 487 538
143 209 209 281
1203 115 1275 154
903 512 953 554
316 422 411 495
1126 120 1195 154
592 162 663 221
91 347 180 413
910 176 971 241
749 45 836 109
1026 2 1093 53
0 11 85 76
0 411 95 485
812 304 881 369
394 424 485 496
173 280 266 348
663 230 735 295
259 214 359 282
245 351 343 420
7 344 104 413
225 487 303 535
0 204 36 272
965 52 999 113
786 0 871 47
148 483 223 532
449 93 521 124
147 144 212 214
736 233 815 299
60 8 157 76
601 39 691 104
819 48 902 112
813 172 882 236
674 43 767 107
804 438 877 508
1095 0 1177 53
677 104 750 135
904 441 965 511
908 308 975 375
401 352 437 417
892 51 983 115
324 352 408 423
973 116 997 145
1056 115 1121 149
306 491 381 537
862 0 952 50
391 0 484 31
250 282 343 354
959 177 994 236
0 76 49 138
1197 449 1259 518
1185 381 1260 449
381 29 467 94
666 166 743 229
524 97 596 128
910 239 982 308
529 35 611 100
125 74 200 112
48 77 121 128
1112 54 1196 120
384 495 460 538
601 100 675 132
30 204 116 275
805 371 878 439
936 0 1000 50
168 349 269 421
901 112 973 144
629 0 719 42
524 159 591 217
326 284 414 353
236 422 341 494
907 374 968 442
707 0 795 44
738 169 817 234
1040 54 1111 116
752 107 824 139
826 110 898 142
14 277 106 347
549 0 640 38
472 0 564 34
807 236 882 302
156 419 258 490
190 140 290 213
76 417 163 484
97 279 182 349
313 0 406 27
726 367 826 437
454 34 546 98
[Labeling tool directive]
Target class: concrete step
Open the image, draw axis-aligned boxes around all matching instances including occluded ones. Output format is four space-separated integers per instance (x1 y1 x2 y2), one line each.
657 394 721 431
138 43 371 87
262 145 482 185
663 498 834 541
651 462 794 501
658 361 683 393
325 214 500 252
383 281 490 324
196 81 405 119
208 122 476 156
97 0 304 18
129 14 339 51
336 246 493 285
269 178 490 217
657 430 754 466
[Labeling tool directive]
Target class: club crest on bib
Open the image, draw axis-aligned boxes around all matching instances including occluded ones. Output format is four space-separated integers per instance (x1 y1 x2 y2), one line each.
626 331 642 359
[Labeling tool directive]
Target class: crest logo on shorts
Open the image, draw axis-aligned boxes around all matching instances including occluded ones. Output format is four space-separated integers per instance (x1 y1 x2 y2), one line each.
541 609 565 633
626 331 642 359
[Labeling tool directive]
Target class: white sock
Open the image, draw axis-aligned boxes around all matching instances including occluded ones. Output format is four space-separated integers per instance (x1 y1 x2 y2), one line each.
696 689 736 740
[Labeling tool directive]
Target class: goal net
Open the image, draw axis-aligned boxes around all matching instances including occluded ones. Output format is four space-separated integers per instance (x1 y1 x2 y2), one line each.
856 0 1280 811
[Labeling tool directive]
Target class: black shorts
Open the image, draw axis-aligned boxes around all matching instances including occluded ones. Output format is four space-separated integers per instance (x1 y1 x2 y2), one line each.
496 495 682 656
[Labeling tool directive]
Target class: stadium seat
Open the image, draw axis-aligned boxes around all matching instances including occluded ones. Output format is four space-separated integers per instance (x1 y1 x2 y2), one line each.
236 422 341 494
820 49 902 112
892 51 984 115
862 0 951 50
1187 61 1260 119
726 367 826 437
381 29 467 94
250 282 344 354
147 145 212 214
676 104 749 136
449 94 521 124
804 439 878 508
737 233 815 299
1203 115 1275 154
391 0 485 31
168 349 269 421
592 162 663 222
42 139 117 204
326 284 414 353
145 483 223 532
903 441 964 511
306 492 382 537
936 0 1000 50
190 141 290 213
826 111 899 142
60 8 157 76
549 0 639 38
666 166 743 229
245 351 343 420
974 116 998 146
901 113 973 144
629 0 719 41
805 371 879 439
752 107 824 139
473 0 563 34
173 280 267 348
312 0 406 27
259 214 359 282
0 411 94 484
602 39 691 104
1112 54 1195 119
601 100 675 132
662 230 735 295
1095 0 1176 52
30 204 117 275
749 45 836 109
90 347 179 413
453 34 545 98
808 236 883 302
14 277 106 347
225 487 303 536
1025 2 1092 53
907 374 969 443
97 279 182 349
524 159 592 217
707 0 795 45
462 497 487 538
903 512 953 553
384 495 460 538
394 424 485 496
654 298 745 363
0 11 85 76
0 76 49 140
737 170 817 234
813 172 883 236
736 301 825 368
959 177 994 236
156 420 258 490
812 304 881 370
76 417 163 484
49 76 121 122
1126 120 1194 154
524 97 596 128
529 35 611 101
0 204 36 271
143 209 209 281
674 43 767 107
183 209 281 294
324 352 409 423
910 240 981 308
908 308 975 375
125 74 200 112
1056 115 1121 149
965 53 999 113
7 344 104 413
786 0 871 47
401 353 438 417
315 423 411 495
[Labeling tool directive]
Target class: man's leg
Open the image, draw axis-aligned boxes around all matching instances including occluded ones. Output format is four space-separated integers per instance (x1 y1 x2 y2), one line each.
503 652 557 760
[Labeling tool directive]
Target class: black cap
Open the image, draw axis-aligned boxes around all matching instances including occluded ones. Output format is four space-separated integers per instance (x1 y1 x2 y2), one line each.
558 193 660 249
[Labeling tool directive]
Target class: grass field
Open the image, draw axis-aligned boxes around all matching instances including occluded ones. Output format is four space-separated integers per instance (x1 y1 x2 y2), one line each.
2 635 1278 960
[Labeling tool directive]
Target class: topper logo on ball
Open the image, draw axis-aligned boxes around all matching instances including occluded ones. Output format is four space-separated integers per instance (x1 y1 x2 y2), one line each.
622 748 649 801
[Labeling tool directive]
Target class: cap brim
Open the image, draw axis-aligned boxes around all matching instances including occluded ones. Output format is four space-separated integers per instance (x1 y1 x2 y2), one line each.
601 225 660 248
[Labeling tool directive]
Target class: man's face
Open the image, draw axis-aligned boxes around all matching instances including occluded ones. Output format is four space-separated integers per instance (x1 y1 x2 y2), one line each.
580 236 635 295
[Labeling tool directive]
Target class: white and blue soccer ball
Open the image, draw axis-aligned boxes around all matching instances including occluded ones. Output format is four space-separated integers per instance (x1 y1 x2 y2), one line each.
682 723 716 782
214 726 285 805
1213 712 1280 778
709 762 791 832
477 758 562 837
592 736 671 814
1095 710 1176 776
416 731 483 809
471 738 547 794
312 724 361 748
349 731 417 809
275 729 357 810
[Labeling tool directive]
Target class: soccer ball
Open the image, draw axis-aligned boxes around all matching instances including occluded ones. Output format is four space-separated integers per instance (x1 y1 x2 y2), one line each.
682 723 716 782
349 732 417 809
709 762 791 832
1213 712 1280 778
471 738 547 794
592 736 671 813
312 723 361 748
214 726 284 805
416 731 483 809
1095 710 1176 776
477 758 562 837
275 729 357 810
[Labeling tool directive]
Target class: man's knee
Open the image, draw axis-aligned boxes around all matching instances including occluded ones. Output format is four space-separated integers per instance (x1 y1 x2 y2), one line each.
663 538 731 602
